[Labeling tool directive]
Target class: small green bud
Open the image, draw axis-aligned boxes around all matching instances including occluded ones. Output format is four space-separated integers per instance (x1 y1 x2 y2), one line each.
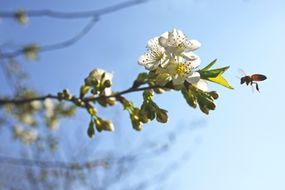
87 107 97 116
143 90 154 101
132 72 148 87
95 118 103 132
87 120 95 138
106 98 116 106
98 99 108 107
90 89 98 95
199 105 209 115
207 101 216 110
60 89 72 100
153 87 165 94
208 91 219 100
138 110 149 123
155 73 171 86
101 120 115 132
15 9 28 25
118 97 133 110
131 119 143 131
22 44 39 60
156 109 168 123
80 85 90 98
103 80 112 88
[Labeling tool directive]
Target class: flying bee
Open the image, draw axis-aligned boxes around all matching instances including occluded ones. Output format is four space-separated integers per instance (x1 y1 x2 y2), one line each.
239 69 267 92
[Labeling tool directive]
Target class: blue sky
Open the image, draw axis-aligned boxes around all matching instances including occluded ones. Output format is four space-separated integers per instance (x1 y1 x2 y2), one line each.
1 0 285 189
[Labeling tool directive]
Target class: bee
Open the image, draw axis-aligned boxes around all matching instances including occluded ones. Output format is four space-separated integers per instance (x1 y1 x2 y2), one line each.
239 70 267 92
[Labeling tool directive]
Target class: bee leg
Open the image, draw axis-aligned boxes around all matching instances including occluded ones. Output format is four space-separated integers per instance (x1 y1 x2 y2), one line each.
252 82 260 92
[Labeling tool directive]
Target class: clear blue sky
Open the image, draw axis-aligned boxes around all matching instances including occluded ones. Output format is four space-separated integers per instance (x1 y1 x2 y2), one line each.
1 0 285 189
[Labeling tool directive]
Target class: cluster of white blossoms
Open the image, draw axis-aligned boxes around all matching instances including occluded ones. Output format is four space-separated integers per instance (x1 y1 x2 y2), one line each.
138 28 208 91
85 68 113 96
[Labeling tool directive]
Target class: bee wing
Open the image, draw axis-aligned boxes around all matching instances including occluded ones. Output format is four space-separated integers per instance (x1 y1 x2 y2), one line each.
237 68 246 76
251 84 256 93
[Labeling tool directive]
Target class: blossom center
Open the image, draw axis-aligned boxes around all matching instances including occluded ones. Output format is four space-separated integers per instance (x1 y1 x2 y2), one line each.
153 51 164 61
176 63 190 76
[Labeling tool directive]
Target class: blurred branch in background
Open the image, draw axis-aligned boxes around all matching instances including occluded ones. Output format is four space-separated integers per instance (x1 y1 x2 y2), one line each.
0 0 209 189
0 0 147 59
0 122 201 190
0 0 150 145
0 0 147 19
0 17 99 59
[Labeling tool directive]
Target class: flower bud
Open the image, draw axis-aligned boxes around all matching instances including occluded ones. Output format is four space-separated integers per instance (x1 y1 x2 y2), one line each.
62 89 72 100
80 85 90 98
103 80 112 88
155 73 171 86
95 118 103 132
199 105 209 115
133 72 148 87
207 101 216 110
153 88 165 94
143 90 154 101
139 110 149 123
15 10 28 25
208 91 219 100
101 120 115 132
87 107 97 116
131 119 143 131
87 120 95 138
156 109 168 123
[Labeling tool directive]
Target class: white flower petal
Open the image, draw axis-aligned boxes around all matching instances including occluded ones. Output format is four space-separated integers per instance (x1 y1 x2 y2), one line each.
194 79 208 91
190 56 201 69
88 68 113 81
147 37 162 52
186 72 200 84
189 40 201 51
181 52 201 68
138 53 159 70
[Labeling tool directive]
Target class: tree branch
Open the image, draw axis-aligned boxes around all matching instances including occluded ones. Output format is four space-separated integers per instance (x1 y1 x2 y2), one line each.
0 0 147 59
0 85 168 106
0 0 147 19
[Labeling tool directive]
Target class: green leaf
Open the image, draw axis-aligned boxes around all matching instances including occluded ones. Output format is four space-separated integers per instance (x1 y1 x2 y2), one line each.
199 66 229 78
198 60 234 89
201 59 217 71
207 75 234 89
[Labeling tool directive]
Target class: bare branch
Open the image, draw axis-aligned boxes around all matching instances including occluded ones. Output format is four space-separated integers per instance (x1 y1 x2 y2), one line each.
0 85 170 106
0 0 147 59
0 155 108 170
0 0 147 19
0 141 168 170
0 17 99 59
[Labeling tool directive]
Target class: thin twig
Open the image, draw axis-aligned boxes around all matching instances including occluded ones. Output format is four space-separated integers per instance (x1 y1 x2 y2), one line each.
0 85 166 106
0 17 99 59
0 59 16 94
0 0 147 59
0 155 108 170
0 0 147 19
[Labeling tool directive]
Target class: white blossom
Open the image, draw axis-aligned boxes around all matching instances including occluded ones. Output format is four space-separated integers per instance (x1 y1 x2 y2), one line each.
138 37 169 70
138 28 207 91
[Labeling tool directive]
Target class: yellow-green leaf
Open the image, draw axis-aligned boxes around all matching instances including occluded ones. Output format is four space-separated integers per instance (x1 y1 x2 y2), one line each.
207 75 234 89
